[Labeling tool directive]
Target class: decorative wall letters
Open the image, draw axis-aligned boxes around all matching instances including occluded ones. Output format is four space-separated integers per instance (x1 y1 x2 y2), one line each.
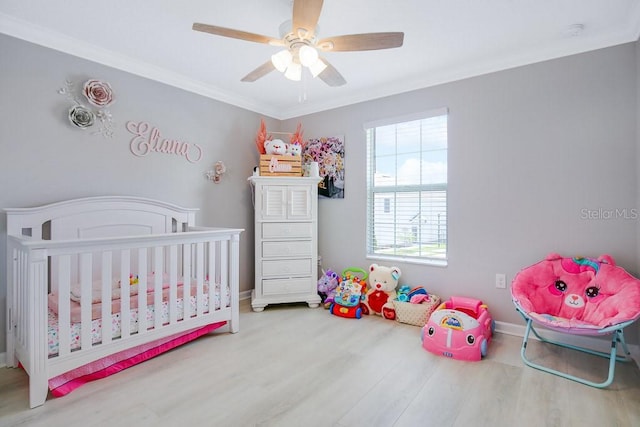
126 121 203 163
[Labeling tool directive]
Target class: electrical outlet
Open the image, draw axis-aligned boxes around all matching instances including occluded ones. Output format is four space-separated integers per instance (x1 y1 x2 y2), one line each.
495 273 506 289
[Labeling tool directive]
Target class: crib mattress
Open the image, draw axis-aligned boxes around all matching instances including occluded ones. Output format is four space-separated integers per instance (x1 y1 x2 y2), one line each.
47 283 230 356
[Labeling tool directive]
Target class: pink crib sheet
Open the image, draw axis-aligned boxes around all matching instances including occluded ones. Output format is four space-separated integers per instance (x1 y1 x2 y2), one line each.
47 282 230 356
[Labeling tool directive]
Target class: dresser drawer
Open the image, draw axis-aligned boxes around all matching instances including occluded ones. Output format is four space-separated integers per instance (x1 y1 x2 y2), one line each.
262 222 312 239
262 241 312 258
262 258 312 277
262 277 313 295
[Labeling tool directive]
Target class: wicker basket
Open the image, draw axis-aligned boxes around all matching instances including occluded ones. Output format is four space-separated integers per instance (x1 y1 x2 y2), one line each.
392 294 441 327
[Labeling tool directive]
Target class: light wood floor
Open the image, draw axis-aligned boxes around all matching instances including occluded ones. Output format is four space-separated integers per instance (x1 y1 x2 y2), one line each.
1 300 639 427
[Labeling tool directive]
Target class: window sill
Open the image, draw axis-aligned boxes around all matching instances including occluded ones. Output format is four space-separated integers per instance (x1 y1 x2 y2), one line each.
366 254 447 268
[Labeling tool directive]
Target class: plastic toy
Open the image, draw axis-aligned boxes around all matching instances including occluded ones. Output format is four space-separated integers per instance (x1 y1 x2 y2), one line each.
329 267 368 319
317 269 340 308
361 263 401 320
396 285 411 302
421 296 494 361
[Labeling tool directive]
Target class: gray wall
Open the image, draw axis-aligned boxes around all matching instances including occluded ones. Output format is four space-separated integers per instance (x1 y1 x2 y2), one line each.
0 34 279 354
1 34 639 354
637 39 640 345
284 42 639 327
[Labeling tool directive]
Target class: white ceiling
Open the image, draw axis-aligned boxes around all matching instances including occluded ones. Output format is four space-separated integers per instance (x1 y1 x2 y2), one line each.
1 1 639 120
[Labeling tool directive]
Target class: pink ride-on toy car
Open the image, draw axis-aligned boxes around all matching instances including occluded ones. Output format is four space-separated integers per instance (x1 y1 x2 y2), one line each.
421 296 495 361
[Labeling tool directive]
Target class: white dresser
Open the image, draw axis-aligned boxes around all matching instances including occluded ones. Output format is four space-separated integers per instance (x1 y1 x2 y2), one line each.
249 176 322 311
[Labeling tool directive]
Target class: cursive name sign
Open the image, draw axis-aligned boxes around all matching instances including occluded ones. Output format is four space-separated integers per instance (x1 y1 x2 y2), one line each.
269 157 292 172
126 121 203 163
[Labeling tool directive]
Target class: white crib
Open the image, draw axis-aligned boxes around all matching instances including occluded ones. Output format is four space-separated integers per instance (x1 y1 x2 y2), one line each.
5 196 243 408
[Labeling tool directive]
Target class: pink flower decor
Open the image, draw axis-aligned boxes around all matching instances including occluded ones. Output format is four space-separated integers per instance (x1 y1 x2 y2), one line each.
59 78 116 137
83 79 114 107
302 136 345 182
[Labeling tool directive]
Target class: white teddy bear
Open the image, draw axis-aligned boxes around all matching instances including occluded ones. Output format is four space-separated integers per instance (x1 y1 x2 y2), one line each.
264 139 288 155
361 263 401 320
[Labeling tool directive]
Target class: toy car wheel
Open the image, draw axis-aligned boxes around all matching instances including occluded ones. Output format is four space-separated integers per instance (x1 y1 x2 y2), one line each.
480 337 488 357
356 307 362 319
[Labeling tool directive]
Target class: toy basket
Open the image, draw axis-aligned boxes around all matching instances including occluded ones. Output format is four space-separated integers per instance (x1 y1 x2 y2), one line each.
392 294 441 327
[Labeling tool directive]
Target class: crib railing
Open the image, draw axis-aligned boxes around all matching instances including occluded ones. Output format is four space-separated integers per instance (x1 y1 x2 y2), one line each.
6 227 241 381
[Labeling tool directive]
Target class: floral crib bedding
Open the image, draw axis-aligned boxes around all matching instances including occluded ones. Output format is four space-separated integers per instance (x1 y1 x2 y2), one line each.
47 282 230 356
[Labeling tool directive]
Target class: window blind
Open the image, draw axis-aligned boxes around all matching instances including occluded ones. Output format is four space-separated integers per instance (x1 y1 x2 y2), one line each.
365 110 448 263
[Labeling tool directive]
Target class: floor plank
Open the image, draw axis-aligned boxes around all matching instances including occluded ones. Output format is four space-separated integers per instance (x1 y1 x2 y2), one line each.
1 300 639 426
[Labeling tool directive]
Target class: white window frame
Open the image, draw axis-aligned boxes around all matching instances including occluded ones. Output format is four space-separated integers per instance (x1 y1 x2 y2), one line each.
364 108 448 266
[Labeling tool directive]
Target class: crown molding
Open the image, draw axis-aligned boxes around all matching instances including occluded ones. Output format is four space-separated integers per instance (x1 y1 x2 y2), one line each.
0 13 281 119
2 10 639 121
279 26 640 119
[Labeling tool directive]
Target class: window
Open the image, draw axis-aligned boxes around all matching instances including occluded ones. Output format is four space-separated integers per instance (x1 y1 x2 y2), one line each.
383 198 391 213
365 108 448 264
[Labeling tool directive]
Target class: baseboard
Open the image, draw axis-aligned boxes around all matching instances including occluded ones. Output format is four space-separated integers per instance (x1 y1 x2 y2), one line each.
495 320 640 369
239 290 251 301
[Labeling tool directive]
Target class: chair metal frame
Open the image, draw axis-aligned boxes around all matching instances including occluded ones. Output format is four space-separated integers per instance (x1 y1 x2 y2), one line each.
516 307 634 388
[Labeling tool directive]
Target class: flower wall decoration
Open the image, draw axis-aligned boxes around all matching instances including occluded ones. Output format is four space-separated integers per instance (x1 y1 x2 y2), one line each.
58 78 116 138
68 105 95 129
205 161 227 183
83 79 114 107
302 136 345 199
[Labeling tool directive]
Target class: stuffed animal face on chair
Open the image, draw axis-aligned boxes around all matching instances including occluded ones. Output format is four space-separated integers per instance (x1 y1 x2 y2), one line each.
362 263 401 320
512 253 640 328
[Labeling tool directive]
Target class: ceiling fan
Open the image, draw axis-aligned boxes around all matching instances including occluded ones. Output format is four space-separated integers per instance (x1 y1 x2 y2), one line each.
192 0 404 87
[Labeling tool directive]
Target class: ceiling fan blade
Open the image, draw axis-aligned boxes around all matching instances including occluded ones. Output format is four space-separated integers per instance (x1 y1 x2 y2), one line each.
292 0 324 37
241 61 276 82
193 23 277 45
317 32 404 52
317 58 346 87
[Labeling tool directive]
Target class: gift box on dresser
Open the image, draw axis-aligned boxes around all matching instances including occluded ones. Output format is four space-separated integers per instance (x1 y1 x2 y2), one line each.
392 292 441 327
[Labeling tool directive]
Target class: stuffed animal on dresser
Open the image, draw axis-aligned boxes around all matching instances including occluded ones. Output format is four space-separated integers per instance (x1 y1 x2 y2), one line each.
264 139 288 155
288 142 303 156
361 263 401 320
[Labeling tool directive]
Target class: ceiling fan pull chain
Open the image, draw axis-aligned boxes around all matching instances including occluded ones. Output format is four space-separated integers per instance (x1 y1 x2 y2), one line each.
298 72 308 104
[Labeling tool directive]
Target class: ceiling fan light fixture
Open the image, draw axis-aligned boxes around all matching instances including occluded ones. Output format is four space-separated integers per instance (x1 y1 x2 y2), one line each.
309 58 327 78
284 62 302 81
271 49 292 72
299 45 319 67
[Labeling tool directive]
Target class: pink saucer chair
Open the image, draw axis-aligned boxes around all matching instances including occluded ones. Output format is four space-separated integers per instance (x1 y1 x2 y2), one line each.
511 253 640 388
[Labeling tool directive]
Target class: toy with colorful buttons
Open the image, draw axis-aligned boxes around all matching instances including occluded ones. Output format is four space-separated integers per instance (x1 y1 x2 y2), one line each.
329 267 368 319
